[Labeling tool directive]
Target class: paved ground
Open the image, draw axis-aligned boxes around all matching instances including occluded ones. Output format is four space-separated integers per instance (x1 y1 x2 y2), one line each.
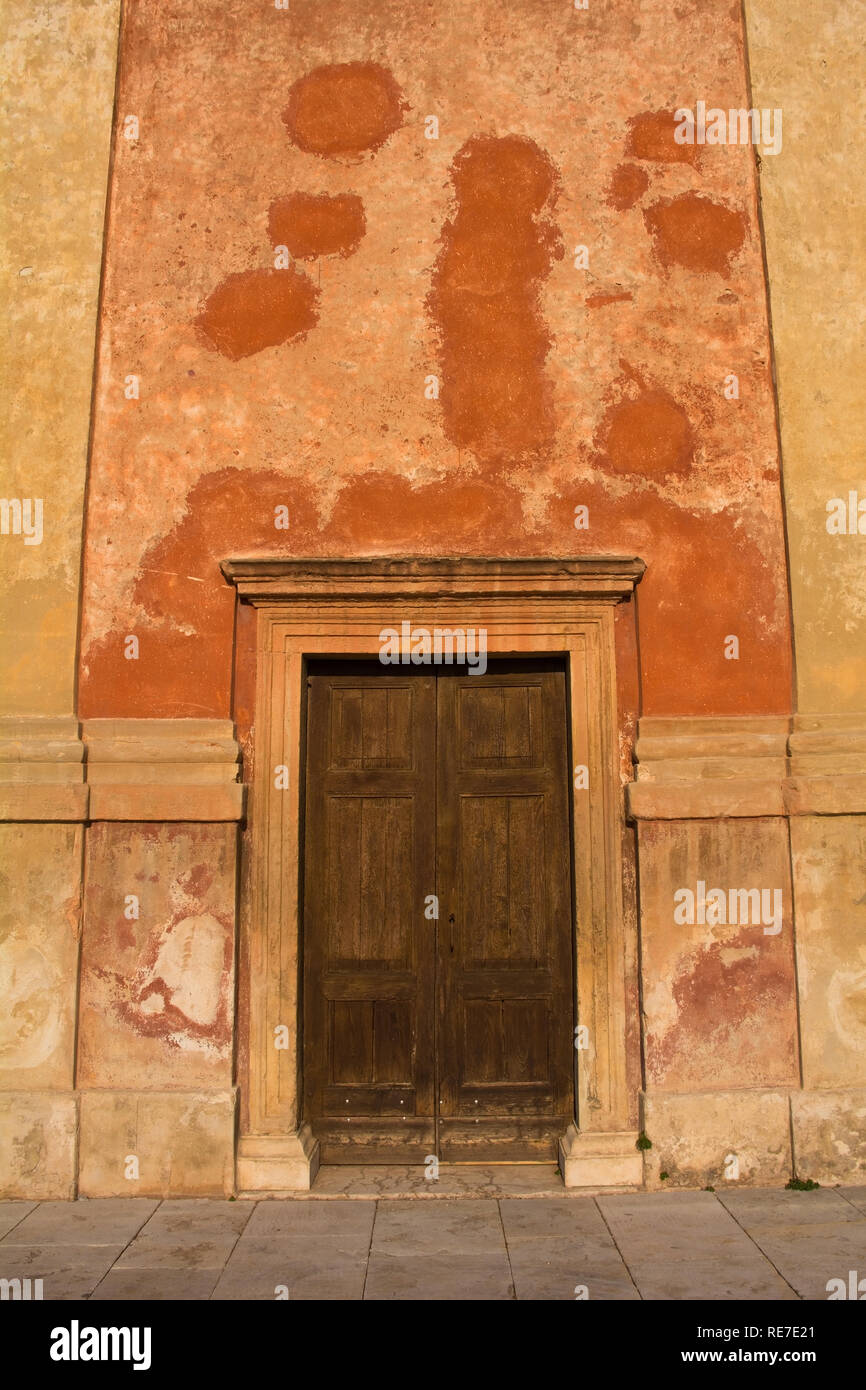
2 1169 865 1300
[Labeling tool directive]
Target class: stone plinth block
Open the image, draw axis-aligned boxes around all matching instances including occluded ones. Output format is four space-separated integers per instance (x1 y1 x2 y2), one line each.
791 1088 866 1184
236 1127 321 1194
0 1092 78 1199
640 1089 792 1189
78 1089 236 1196
558 1125 643 1189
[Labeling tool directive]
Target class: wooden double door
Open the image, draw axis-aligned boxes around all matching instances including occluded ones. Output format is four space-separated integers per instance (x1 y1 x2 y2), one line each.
302 658 575 1162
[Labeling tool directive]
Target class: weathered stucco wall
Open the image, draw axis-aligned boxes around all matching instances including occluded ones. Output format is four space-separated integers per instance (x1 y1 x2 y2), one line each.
744 0 866 713
3 0 864 1199
739 0 866 1183
1 0 120 717
0 0 120 1200
78 0 792 721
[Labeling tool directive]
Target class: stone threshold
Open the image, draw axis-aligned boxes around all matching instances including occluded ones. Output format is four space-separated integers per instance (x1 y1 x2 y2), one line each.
237 1163 644 1200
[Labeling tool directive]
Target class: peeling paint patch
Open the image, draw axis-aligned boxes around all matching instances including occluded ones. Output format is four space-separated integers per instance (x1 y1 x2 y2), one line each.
644 193 746 275
81 468 324 719
428 134 562 464
607 162 650 210
649 926 798 1087
626 109 700 164
0 943 61 1070
121 913 227 1038
282 62 405 157
586 291 633 309
196 266 319 359
328 471 530 549
79 825 235 1087
268 192 366 260
601 386 694 475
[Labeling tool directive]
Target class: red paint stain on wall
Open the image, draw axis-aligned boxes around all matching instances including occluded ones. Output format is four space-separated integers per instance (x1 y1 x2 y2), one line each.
268 192 366 260
626 109 700 164
607 162 649 210
552 483 792 716
196 266 319 359
326 471 528 549
644 193 746 275
428 134 562 464
601 386 694 475
80 469 322 719
283 62 405 157
586 291 633 309
648 926 798 1089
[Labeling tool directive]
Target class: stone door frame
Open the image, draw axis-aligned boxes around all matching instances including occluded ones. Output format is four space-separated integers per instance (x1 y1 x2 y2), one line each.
221 557 645 1190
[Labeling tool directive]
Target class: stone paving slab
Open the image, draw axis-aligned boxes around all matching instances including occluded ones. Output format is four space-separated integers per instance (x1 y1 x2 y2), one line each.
369 1198 506 1256
364 1251 514 1300
507 1244 639 1301
2 1181 863 1300
506 1232 636 1300
499 1195 612 1239
739 1220 866 1300
621 1255 798 1301
91 1268 223 1301
0 1243 127 1300
213 1245 369 1300
243 1200 375 1239
0 1202 38 1239
114 1234 245 1271
0 1198 158 1246
718 1188 864 1226
839 1186 866 1216
134 1199 253 1238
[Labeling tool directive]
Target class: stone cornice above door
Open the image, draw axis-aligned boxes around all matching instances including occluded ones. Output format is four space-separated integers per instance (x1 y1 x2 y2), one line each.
220 554 647 604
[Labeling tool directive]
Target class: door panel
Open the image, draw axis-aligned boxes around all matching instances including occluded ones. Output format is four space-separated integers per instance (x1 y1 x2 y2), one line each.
436 667 573 1159
303 666 436 1161
303 659 573 1163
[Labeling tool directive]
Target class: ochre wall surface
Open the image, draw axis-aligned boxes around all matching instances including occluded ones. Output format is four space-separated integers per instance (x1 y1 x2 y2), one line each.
0 0 121 1199
1 0 120 717
78 0 792 721
736 0 866 1185
744 0 866 713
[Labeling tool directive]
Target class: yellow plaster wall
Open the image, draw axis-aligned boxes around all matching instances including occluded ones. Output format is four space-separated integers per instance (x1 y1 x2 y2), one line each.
0 0 120 716
744 0 866 713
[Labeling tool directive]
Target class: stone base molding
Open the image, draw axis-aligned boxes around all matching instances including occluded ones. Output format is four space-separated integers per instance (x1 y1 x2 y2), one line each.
0 1091 79 1200
558 1124 643 1188
236 1126 321 1194
628 714 866 819
0 717 244 821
